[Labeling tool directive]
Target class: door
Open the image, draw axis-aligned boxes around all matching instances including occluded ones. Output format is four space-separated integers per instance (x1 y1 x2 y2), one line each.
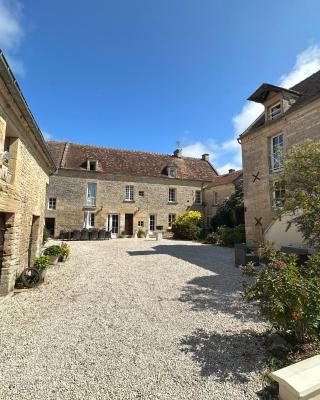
125 214 133 236
28 215 40 267
149 215 156 232
107 214 120 237
45 218 55 237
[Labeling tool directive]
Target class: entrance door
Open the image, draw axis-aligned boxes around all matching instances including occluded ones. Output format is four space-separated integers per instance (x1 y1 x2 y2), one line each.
28 215 40 267
125 214 134 236
149 215 156 232
107 214 119 237
45 218 55 237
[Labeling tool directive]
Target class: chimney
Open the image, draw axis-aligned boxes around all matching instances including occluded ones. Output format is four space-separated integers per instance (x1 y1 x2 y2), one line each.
202 153 209 162
228 168 235 173
173 148 182 158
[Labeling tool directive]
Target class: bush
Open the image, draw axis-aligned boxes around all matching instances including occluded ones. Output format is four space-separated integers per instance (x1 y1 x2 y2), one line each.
43 245 62 257
203 232 218 244
137 228 146 238
217 224 245 246
43 227 50 244
243 249 320 342
34 255 51 270
171 211 203 240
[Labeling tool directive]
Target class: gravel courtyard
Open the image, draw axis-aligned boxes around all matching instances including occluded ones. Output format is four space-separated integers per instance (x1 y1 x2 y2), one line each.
0 239 268 400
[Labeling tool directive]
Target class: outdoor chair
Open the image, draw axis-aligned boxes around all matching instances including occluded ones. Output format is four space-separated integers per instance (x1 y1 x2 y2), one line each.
80 228 89 240
89 229 99 240
105 229 112 240
98 229 106 239
73 230 81 241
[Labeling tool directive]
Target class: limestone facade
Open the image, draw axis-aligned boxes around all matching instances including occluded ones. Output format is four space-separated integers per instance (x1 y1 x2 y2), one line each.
0 52 55 295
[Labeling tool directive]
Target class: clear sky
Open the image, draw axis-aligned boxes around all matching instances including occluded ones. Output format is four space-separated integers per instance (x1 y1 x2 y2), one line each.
1 0 320 173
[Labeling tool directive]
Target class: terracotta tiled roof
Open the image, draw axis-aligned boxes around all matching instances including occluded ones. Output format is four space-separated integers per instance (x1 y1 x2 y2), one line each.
47 141 218 182
206 170 243 188
241 69 320 137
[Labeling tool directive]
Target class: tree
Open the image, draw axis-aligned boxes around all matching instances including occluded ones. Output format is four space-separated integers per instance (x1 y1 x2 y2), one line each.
211 181 244 230
281 139 320 250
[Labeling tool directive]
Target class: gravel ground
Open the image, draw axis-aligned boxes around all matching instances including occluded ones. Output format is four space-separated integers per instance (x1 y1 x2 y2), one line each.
0 239 268 400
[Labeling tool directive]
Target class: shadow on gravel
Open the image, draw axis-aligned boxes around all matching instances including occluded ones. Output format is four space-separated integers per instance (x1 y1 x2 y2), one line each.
128 244 258 321
180 328 266 383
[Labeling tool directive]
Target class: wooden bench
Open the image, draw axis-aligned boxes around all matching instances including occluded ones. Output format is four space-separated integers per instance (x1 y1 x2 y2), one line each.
270 355 320 400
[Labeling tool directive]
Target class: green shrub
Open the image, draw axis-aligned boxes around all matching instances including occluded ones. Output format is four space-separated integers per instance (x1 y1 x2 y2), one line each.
137 228 146 238
172 211 203 240
203 232 218 244
243 249 320 342
43 227 50 244
217 224 245 245
43 245 62 257
34 255 51 270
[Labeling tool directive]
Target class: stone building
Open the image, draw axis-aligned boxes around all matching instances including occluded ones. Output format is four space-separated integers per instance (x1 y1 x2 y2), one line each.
203 169 243 227
240 70 320 248
45 142 218 237
0 51 56 295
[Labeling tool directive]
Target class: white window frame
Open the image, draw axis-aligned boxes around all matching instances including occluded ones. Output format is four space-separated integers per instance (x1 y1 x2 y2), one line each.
84 212 95 228
269 102 282 120
149 215 156 232
87 182 97 206
168 188 177 203
195 190 202 205
168 213 176 228
271 133 284 172
168 167 177 178
212 191 218 206
107 214 120 235
87 159 97 171
125 185 134 201
48 197 56 210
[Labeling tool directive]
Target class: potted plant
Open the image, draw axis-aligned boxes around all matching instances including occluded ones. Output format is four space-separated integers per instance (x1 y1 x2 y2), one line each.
137 228 146 238
43 245 62 265
60 242 71 262
33 255 51 281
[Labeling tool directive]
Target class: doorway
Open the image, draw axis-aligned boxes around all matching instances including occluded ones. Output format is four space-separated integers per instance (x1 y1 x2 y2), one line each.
28 215 40 267
149 214 156 232
124 214 134 236
45 218 55 237
107 214 120 237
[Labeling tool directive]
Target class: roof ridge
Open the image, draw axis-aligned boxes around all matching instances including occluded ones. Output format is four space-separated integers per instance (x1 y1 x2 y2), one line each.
290 68 320 90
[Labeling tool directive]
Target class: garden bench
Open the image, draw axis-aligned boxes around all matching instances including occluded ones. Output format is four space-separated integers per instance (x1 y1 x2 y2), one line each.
270 355 320 400
280 246 310 265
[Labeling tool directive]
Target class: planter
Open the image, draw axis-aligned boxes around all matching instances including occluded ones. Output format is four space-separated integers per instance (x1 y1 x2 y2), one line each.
48 255 59 265
39 269 48 282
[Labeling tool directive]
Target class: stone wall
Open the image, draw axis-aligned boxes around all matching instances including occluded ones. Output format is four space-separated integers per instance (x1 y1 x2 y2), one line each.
241 97 320 246
46 169 205 236
0 79 51 295
203 183 236 223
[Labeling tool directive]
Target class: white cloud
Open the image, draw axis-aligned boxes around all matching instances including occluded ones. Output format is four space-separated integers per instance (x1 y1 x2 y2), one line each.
183 44 320 175
233 44 320 137
42 131 54 141
0 0 24 75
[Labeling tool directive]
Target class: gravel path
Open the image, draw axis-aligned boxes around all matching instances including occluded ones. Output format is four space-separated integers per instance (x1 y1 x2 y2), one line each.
0 239 268 400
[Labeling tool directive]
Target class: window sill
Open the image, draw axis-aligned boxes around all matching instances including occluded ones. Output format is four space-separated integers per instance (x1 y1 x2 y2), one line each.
168 201 178 205
124 200 135 203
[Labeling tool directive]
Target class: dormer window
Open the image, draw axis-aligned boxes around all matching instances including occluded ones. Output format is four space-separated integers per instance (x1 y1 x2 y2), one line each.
87 158 97 171
168 167 176 178
269 102 282 121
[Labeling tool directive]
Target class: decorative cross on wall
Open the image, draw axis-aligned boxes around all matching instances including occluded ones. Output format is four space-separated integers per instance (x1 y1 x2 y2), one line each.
252 171 260 183
255 217 262 226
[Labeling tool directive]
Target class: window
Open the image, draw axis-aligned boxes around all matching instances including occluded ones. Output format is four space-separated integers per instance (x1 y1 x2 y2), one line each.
168 167 177 178
195 190 202 204
168 213 176 228
48 197 56 210
269 102 282 120
107 214 119 234
138 191 144 197
87 183 97 206
212 191 218 206
84 212 95 228
149 215 156 231
88 160 97 171
271 134 284 171
168 188 177 203
273 181 285 208
125 185 134 201
138 220 144 227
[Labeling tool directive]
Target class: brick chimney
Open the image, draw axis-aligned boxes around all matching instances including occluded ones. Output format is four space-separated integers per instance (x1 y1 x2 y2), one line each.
202 153 209 161
228 168 235 173
173 148 182 158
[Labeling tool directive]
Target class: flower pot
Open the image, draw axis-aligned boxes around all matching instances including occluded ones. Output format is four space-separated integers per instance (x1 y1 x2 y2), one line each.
48 255 59 265
39 269 48 282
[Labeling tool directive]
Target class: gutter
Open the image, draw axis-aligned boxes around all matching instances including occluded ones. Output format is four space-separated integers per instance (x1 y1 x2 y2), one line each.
0 49 56 173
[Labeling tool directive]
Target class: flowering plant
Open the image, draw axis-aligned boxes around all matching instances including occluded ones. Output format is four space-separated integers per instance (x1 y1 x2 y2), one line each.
243 248 320 342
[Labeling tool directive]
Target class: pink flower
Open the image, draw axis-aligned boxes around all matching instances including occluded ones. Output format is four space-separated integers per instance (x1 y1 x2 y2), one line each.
275 260 286 269
291 312 300 321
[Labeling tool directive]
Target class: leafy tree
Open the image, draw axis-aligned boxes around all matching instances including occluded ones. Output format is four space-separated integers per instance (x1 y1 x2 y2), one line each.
281 139 320 250
211 181 244 230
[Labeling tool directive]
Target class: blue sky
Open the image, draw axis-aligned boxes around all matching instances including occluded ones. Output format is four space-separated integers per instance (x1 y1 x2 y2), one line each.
1 1 320 173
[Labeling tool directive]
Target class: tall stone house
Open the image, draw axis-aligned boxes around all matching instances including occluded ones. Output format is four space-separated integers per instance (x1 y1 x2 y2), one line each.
203 169 243 227
0 51 56 295
240 70 320 248
45 142 219 237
